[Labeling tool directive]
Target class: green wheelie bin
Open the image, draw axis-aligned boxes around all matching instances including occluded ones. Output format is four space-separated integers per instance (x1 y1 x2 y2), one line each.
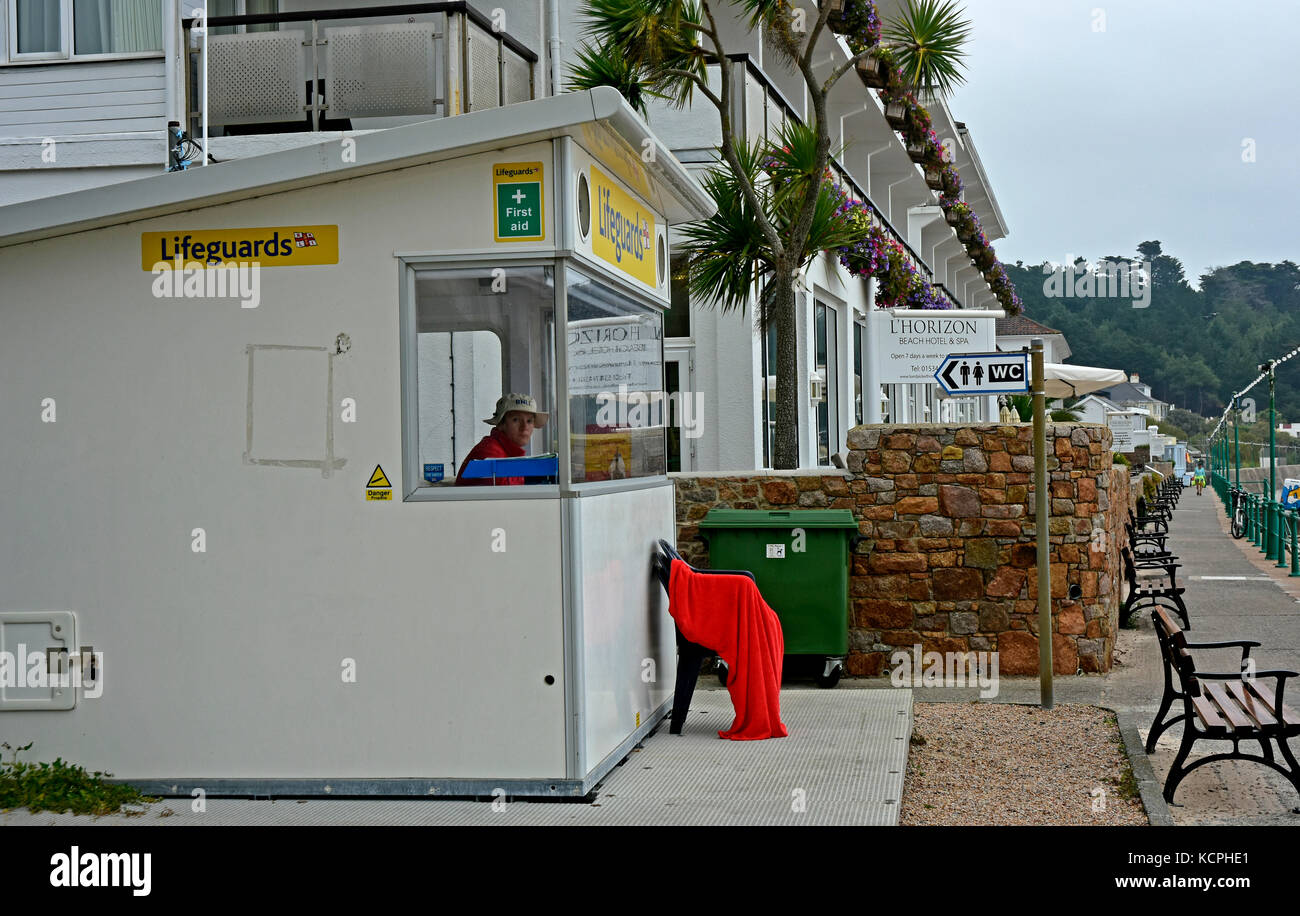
698 508 859 687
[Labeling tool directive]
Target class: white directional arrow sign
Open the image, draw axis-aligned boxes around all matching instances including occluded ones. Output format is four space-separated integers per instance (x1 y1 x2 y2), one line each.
933 351 1030 396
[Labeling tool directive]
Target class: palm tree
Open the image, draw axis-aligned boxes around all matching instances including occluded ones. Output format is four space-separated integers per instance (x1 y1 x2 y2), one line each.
677 122 861 321
1008 395 1083 423
566 41 657 116
882 0 972 98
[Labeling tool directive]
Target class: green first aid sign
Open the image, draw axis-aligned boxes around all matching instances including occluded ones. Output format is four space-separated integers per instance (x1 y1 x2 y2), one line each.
493 161 545 242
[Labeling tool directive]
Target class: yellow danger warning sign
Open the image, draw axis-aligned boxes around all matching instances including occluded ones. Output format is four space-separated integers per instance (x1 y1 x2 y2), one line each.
366 464 393 500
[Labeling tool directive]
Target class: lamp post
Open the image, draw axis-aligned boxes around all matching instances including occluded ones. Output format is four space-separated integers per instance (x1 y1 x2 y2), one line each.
1234 397 1240 492
1031 339 1052 710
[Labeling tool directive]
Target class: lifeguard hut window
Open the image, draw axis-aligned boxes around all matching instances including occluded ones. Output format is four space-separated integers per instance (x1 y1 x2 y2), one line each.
411 265 556 488
565 267 666 484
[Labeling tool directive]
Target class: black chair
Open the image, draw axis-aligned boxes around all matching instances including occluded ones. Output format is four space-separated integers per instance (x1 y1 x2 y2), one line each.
652 539 756 735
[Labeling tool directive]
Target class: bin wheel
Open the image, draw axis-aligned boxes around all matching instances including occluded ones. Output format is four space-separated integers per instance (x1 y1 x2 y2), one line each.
816 665 843 689
716 659 729 687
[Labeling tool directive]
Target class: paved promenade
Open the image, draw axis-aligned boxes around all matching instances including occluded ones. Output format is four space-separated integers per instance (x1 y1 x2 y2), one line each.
823 482 1300 825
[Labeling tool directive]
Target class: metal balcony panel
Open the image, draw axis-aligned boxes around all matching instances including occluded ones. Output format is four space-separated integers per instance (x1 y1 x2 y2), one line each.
207 30 307 126
465 21 500 111
324 23 441 120
503 49 532 106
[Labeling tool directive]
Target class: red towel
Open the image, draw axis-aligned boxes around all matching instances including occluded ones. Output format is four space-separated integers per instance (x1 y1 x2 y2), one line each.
669 559 788 740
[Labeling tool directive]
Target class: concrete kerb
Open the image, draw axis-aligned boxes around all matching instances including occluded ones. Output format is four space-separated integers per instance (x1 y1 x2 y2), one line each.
1116 709 1175 826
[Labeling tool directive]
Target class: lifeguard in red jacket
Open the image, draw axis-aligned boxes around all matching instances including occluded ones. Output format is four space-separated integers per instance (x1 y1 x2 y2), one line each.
455 393 549 486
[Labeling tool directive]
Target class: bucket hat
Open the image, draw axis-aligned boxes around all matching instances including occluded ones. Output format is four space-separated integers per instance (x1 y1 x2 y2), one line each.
484 393 549 428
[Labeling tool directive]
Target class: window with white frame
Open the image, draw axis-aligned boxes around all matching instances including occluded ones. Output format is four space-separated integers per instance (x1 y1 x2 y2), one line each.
6 0 164 61
814 299 839 466
854 319 866 426
408 264 557 491
207 0 278 36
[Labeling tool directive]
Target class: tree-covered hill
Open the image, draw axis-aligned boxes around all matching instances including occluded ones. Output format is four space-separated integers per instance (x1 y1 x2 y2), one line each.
1004 242 1300 422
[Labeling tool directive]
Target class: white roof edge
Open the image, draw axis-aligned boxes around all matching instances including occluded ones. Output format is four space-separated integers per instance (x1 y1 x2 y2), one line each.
0 87 714 249
954 123 1009 239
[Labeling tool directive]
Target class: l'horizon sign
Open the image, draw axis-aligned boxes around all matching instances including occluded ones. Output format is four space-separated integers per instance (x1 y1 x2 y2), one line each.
874 311 996 384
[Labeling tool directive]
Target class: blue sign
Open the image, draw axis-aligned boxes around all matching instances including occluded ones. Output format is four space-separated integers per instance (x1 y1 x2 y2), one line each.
424 463 444 483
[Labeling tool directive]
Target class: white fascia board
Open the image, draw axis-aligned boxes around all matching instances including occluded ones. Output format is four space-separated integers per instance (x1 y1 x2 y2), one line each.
0 88 714 249
954 122 1009 240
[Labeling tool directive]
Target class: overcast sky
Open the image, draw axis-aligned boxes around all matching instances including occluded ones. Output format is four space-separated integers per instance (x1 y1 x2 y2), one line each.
945 0 1299 286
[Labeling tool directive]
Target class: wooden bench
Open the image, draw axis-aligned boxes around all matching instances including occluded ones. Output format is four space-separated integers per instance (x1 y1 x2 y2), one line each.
1129 505 1169 535
1121 545 1189 628
1126 520 1169 556
1147 603 1300 804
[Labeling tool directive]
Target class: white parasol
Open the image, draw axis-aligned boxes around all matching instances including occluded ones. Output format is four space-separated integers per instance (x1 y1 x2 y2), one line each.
1040 363 1127 400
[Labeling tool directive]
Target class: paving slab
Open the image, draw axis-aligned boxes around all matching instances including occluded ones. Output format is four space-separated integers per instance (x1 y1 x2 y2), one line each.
0 689 912 826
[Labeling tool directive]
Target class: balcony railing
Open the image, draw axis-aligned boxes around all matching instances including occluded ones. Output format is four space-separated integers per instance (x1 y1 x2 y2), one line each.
181 2 536 135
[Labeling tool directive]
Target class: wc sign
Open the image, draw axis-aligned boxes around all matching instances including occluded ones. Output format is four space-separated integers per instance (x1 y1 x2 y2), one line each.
934 352 1029 396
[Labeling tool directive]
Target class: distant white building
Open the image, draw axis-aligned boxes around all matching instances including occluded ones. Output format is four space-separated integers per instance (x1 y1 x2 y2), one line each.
1073 394 1144 427
995 315 1071 365
1097 373 1169 422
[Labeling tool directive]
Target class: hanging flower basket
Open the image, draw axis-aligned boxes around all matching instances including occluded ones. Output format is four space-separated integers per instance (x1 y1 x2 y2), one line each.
924 167 945 190
856 53 886 88
906 141 927 162
884 100 908 128
825 0 851 34
944 209 962 226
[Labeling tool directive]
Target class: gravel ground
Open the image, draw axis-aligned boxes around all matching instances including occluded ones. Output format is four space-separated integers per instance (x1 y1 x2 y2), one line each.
900 703 1149 826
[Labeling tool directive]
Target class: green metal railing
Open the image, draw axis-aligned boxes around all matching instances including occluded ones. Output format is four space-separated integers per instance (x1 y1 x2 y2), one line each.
1218 477 1300 576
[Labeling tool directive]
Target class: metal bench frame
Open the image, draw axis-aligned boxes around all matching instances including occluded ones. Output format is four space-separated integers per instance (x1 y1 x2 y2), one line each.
1147 603 1300 804
1121 545 1190 629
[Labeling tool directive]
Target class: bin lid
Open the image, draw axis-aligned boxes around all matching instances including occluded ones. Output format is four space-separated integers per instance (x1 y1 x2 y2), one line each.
699 509 858 529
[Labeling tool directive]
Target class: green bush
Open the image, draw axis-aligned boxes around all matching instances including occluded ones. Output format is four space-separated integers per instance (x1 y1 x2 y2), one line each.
0 742 157 816
1113 452 1129 466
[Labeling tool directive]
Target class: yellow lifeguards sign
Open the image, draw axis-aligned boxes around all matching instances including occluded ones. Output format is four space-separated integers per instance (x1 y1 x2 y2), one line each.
141 226 338 269
590 166 656 288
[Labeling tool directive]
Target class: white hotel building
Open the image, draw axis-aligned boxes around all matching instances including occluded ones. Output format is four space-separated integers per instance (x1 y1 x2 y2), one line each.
0 0 1012 472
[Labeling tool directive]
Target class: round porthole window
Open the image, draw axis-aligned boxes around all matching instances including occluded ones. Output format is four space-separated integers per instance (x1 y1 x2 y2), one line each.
657 234 667 287
577 173 591 241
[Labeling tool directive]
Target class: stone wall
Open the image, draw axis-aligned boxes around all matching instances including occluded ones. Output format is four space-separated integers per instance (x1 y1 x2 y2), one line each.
671 423 1129 677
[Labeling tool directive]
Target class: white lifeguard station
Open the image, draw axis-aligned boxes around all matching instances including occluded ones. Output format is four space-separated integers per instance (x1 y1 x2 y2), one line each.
0 87 713 797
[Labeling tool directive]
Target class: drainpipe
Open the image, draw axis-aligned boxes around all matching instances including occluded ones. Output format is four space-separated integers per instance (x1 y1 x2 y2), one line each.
862 279 883 423
548 0 563 98
163 0 181 156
